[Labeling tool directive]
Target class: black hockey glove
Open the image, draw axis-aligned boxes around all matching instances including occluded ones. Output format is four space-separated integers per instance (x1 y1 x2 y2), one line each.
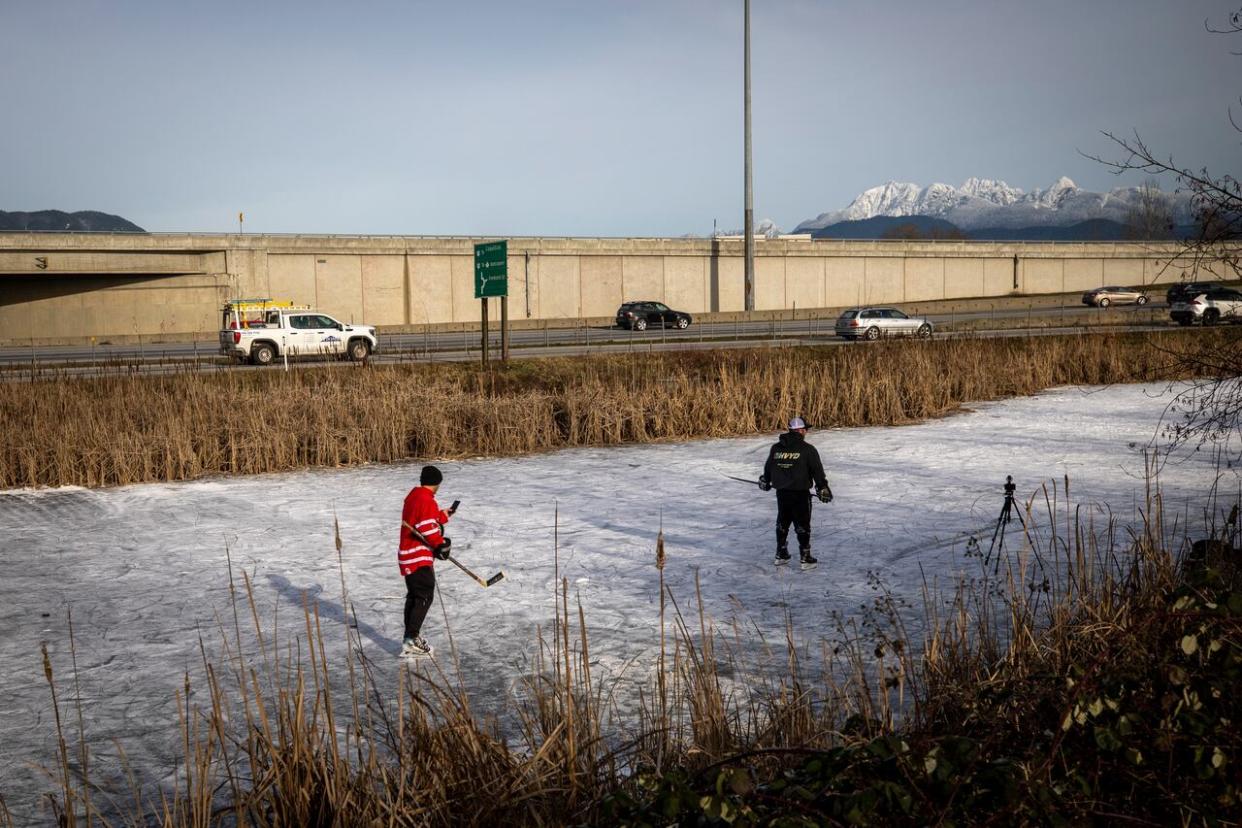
817 486 833 504
758 476 772 492
434 537 452 560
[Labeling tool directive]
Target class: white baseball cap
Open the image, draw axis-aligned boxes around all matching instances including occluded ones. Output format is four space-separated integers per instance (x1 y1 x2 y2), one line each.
788 416 809 430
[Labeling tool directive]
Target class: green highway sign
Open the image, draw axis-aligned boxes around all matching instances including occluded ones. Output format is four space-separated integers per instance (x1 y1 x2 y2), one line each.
474 240 508 298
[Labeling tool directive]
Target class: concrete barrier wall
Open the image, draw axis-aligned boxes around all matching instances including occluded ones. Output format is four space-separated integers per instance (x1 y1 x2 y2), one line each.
0 233 1204 343
945 258 985 298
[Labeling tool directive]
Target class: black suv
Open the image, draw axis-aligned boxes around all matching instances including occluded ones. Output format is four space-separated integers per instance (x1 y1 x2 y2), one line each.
616 301 693 331
1166 281 1220 305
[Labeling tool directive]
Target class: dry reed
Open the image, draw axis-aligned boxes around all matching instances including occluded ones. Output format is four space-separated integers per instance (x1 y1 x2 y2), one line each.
0 329 1230 490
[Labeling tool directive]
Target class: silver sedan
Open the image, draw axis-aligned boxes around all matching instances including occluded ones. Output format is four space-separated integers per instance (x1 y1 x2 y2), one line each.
835 307 933 341
1081 286 1150 307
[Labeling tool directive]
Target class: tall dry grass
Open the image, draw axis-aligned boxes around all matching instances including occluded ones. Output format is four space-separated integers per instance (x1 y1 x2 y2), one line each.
0 330 1229 489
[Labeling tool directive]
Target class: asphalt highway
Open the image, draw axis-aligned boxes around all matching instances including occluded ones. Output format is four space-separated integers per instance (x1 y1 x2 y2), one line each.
0 301 1188 379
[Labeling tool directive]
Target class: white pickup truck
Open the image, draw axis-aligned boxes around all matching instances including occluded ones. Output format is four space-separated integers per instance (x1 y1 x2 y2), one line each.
218 300 379 365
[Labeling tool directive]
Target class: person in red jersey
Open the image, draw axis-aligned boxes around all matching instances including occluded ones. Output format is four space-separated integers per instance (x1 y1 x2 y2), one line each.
397 465 455 659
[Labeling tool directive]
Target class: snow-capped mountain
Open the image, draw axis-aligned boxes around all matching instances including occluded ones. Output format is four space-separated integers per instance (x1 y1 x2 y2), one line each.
793 177 1194 232
959 177 1022 205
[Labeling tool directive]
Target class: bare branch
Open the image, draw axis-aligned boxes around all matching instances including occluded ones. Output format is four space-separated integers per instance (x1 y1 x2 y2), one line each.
1204 7 1242 34
1085 8 1242 456
1205 6 1242 53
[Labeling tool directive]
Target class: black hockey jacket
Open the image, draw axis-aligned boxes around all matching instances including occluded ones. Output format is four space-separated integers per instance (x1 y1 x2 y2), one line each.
762 430 829 492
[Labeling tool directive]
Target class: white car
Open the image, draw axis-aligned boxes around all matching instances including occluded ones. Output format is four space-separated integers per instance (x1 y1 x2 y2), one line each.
1169 287 1242 326
834 307 934 341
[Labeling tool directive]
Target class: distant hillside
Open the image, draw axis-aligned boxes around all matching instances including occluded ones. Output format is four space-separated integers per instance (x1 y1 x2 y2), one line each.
0 210 145 232
809 215 964 239
968 219 1130 241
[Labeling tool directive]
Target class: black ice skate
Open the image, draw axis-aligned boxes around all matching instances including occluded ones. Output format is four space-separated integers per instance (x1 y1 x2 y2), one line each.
400 636 434 660
799 550 818 571
774 546 791 566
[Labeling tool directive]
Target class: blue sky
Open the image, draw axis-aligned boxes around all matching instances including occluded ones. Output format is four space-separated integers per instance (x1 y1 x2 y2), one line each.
1 0 1237 235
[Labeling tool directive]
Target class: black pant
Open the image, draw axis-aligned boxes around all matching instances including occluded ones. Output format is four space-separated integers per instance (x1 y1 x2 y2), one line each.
775 489 813 552
403 567 436 640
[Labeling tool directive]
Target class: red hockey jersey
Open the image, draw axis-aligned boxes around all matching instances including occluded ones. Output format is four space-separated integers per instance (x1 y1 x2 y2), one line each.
397 485 450 576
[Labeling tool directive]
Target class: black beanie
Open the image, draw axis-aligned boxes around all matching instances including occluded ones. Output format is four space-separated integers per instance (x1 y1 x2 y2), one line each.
420 465 443 486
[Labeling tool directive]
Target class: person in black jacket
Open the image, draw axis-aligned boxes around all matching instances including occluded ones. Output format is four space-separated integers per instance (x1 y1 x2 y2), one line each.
760 416 833 567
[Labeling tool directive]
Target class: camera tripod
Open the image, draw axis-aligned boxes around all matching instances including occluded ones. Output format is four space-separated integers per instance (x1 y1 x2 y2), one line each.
984 476 1026 573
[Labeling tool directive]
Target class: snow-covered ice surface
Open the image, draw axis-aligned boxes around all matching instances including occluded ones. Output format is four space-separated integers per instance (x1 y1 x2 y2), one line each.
0 383 1228 822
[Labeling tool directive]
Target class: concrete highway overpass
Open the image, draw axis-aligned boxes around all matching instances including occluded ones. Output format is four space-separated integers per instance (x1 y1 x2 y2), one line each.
0 232 1206 345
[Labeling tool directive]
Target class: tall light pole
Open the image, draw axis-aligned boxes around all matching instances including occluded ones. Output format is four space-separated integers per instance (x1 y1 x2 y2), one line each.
743 0 755 312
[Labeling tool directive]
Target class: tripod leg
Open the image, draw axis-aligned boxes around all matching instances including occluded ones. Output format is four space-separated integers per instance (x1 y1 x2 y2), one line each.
1007 498 1038 574
986 504 1008 569
993 525 1006 575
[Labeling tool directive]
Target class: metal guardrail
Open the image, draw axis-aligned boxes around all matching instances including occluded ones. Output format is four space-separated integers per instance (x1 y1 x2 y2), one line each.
0 322 1195 384
0 303 1179 376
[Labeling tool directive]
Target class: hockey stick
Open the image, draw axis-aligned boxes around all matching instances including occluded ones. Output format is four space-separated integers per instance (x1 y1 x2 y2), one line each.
724 474 764 487
724 473 834 503
402 519 505 588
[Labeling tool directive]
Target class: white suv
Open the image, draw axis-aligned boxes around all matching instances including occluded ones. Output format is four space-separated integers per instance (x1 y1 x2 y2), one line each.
1170 287 1242 326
